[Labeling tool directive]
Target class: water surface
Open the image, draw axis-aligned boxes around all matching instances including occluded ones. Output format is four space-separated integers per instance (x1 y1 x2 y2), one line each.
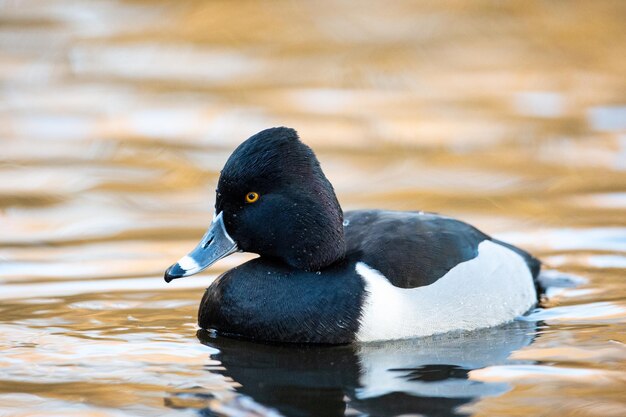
1 1 625 416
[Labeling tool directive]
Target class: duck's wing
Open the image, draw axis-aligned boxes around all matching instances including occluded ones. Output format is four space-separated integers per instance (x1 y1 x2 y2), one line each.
343 210 540 290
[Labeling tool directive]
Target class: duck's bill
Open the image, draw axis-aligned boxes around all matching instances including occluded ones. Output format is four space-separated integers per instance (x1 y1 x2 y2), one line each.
164 212 238 283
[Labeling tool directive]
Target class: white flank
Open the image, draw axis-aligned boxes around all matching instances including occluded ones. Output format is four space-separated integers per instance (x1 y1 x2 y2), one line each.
355 240 536 342
178 255 200 273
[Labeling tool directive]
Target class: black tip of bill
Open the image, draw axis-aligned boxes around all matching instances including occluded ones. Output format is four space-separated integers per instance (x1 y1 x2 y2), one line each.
164 263 186 283
163 212 238 284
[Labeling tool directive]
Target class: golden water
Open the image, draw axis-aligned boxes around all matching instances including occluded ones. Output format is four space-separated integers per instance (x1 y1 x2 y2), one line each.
1 1 625 416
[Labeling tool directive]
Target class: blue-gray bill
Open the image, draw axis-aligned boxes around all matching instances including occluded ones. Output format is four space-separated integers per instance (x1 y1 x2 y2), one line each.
164 212 238 282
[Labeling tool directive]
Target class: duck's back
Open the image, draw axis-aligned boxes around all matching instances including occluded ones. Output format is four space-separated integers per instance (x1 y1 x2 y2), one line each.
343 210 540 289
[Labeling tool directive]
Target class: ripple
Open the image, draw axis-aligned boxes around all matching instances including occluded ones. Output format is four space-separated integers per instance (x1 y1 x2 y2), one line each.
588 106 626 132
470 365 624 383
70 44 267 85
0 276 213 300
513 91 564 118
69 300 195 311
496 228 626 252
574 192 626 209
546 254 626 269
521 302 626 323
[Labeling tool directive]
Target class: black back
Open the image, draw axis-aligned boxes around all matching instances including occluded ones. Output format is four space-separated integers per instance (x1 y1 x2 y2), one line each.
343 210 490 288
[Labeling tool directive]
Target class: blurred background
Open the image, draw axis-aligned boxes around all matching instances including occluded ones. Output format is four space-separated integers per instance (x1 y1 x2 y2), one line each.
0 1 625 416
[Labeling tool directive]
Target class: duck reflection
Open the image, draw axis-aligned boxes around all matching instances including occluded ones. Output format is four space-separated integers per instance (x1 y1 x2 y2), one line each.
196 320 536 417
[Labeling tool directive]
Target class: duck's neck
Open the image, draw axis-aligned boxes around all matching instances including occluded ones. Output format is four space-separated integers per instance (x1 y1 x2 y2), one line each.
284 218 346 272
277 183 346 272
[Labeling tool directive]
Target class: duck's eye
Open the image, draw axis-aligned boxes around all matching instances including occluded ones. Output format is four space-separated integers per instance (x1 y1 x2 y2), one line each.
245 192 260 204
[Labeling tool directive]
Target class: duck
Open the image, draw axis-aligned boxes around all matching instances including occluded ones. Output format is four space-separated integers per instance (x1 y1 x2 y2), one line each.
164 127 541 344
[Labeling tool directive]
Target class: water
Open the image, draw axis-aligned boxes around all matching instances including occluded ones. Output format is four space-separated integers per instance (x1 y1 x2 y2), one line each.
1 1 625 416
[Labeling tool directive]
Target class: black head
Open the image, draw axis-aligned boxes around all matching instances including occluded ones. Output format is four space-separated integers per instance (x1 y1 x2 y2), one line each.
164 127 346 281
217 127 345 270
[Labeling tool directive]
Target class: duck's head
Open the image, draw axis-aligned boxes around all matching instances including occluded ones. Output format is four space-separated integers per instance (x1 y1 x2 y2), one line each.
164 127 346 282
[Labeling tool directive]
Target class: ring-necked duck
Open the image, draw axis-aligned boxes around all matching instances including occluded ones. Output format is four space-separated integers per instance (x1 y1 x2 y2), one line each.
165 127 541 344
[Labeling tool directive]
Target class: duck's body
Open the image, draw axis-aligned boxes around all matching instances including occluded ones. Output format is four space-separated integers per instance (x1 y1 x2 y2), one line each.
199 210 540 344
165 127 541 344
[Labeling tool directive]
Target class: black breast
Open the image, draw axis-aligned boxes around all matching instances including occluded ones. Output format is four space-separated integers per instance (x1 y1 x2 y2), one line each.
198 258 366 344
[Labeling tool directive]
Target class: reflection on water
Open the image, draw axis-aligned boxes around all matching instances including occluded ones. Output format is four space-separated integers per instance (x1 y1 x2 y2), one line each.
195 322 536 417
1 0 626 416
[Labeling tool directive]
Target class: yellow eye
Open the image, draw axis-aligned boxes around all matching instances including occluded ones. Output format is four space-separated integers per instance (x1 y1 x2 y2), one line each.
245 192 260 203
